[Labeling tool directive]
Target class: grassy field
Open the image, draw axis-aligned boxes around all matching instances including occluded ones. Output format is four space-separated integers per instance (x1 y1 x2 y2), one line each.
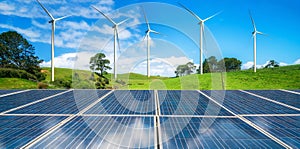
0 64 299 89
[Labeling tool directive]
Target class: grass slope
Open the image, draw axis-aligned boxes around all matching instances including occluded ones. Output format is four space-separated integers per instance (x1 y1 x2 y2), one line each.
0 65 299 89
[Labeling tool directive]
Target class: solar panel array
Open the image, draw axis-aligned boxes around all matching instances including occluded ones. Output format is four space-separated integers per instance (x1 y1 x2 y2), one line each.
0 89 299 148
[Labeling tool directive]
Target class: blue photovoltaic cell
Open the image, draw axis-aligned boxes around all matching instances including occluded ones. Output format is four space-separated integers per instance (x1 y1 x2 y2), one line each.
159 117 283 148
0 90 66 113
202 90 299 114
85 90 155 115
0 116 66 148
246 90 300 109
158 90 233 116
32 116 155 149
246 116 300 148
9 90 109 114
0 90 20 95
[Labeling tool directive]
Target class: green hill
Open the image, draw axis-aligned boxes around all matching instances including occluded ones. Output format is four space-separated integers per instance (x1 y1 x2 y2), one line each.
0 65 299 89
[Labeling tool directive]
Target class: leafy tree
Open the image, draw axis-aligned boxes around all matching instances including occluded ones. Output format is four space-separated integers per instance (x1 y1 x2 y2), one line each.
198 56 218 73
0 31 45 80
218 58 242 72
89 53 111 89
90 53 111 76
265 60 279 68
175 62 196 77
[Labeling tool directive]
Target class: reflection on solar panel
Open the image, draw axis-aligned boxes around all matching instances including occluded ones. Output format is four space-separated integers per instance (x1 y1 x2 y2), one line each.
202 90 299 114
0 116 66 148
246 116 300 148
33 116 155 148
246 90 300 109
160 117 283 148
0 89 299 148
85 90 155 115
158 90 232 116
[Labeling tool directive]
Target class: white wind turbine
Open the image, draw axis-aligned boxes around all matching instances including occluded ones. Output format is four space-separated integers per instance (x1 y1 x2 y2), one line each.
249 11 264 72
92 6 128 80
36 0 71 82
179 3 220 75
142 7 160 78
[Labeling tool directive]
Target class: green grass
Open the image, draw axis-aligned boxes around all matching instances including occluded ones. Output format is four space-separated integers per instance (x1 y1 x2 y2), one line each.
1 65 299 89
0 78 38 89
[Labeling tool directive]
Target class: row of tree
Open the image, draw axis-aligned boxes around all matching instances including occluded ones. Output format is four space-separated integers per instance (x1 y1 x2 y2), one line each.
175 56 242 76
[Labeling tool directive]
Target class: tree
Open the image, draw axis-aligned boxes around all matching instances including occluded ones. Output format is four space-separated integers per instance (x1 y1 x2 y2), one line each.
218 58 242 72
0 31 45 80
265 60 279 68
198 56 218 73
90 53 111 76
89 53 111 89
175 62 196 77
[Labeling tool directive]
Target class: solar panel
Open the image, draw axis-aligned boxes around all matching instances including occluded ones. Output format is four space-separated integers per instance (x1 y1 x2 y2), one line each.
85 90 155 115
0 90 20 95
0 89 299 148
159 117 283 148
245 90 300 109
158 90 232 116
202 90 299 114
9 90 109 114
0 116 67 148
0 90 66 113
31 116 155 148
245 116 300 148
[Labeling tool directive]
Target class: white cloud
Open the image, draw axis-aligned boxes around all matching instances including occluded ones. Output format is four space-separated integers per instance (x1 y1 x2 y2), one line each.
242 60 294 70
41 53 77 69
0 24 41 39
294 59 300 64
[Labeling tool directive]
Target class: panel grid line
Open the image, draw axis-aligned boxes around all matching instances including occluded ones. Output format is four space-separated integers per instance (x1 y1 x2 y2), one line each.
280 89 300 95
197 90 292 149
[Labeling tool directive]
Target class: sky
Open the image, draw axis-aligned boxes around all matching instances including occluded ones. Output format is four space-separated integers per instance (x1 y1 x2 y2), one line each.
0 0 299 77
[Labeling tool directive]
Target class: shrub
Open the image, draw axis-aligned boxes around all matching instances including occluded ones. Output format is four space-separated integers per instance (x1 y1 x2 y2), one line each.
0 68 37 80
37 82 48 89
52 78 72 89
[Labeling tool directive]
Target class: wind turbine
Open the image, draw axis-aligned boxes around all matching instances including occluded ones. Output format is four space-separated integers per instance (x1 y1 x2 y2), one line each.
142 7 160 78
36 0 71 82
249 11 264 73
179 3 220 75
92 6 128 80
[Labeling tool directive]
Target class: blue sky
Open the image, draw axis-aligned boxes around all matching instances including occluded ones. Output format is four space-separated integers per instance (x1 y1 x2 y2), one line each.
0 0 299 76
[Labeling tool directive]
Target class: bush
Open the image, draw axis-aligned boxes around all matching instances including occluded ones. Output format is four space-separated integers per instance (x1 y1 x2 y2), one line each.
0 68 37 80
37 82 48 89
51 78 72 89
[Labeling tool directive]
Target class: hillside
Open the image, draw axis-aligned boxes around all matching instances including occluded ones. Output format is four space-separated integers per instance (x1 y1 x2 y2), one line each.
0 65 299 89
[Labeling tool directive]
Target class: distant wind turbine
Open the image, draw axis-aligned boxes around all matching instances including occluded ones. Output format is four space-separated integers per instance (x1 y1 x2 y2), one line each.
142 7 160 78
249 11 264 73
36 0 71 82
179 3 220 75
92 6 128 80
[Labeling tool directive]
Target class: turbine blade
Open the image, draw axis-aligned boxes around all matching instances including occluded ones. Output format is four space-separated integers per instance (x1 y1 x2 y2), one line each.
178 3 202 22
141 6 151 30
150 30 160 34
91 5 116 25
117 18 129 26
203 11 221 22
55 14 72 21
36 0 54 20
249 10 257 31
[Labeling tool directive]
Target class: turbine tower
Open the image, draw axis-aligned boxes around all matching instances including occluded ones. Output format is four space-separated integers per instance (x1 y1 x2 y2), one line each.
249 11 264 73
179 3 220 75
92 6 128 80
142 7 160 78
36 0 71 82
